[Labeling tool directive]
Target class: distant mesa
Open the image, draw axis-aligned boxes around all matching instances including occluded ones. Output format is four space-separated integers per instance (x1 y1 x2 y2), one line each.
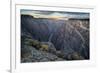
21 14 89 21
21 14 34 18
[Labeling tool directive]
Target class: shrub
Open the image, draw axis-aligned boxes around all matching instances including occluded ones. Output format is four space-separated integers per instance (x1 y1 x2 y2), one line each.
24 39 41 48
40 45 49 51
31 40 39 46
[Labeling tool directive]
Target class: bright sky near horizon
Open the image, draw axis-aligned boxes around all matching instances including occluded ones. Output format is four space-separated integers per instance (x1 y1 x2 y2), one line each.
21 9 89 19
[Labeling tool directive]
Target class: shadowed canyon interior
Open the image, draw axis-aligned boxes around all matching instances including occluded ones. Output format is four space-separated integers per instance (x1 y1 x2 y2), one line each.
21 10 89 63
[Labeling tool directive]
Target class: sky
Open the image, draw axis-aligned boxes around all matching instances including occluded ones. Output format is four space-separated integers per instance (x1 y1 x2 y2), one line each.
21 9 89 20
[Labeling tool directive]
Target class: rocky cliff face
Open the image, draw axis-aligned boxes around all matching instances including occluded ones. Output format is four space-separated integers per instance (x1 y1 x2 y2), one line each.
21 15 89 63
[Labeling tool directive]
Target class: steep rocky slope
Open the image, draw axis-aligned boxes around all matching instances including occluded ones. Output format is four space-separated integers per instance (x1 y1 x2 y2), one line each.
21 15 89 63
